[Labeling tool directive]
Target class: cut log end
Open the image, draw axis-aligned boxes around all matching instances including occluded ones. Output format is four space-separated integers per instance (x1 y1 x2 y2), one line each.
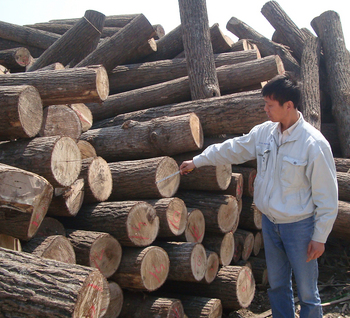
190 243 207 282
189 112 204 149
104 281 123 318
216 164 232 190
96 66 109 101
166 197 187 236
220 231 235 266
236 266 256 308
204 251 219 284
77 140 97 159
217 195 239 233
185 208 205 243
155 157 180 198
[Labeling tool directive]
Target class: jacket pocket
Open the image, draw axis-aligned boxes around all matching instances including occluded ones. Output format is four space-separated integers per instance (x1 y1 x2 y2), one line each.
280 156 307 188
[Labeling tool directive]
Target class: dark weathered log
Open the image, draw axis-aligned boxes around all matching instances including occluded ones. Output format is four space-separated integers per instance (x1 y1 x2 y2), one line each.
222 172 244 201
81 113 203 161
0 247 105 317
155 241 207 282
27 10 105 71
202 250 220 284
0 85 43 141
104 281 123 318
39 104 82 140
300 36 322 129
177 191 239 234
202 231 235 266
61 201 159 247
337 172 350 201
69 103 93 132
226 16 300 75
66 229 122 278
0 136 81 187
47 178 84 217
120 291 184 318
120 38 157 65
334 157 350 173
25 22 73 35
0 65 109 106
232 166 256 197
231 39 256 52
0 47 31 70
311 11 350 157
22 234 76 264
109 50 259 94
35 216 66 237
321 123 342 157
78 156 112 204
0 163 53 240
179 0 221 99
0 234 21 251
76 14 155 72
234 228 255 261
0 37 45 58
77 139 97 159
239 196 263 231
111 245 170 291
179 208 205 243
331 200 350 241
108 157 180 200
144 197 187 238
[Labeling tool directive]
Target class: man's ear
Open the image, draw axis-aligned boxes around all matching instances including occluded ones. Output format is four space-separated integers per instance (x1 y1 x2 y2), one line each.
284 100 294 110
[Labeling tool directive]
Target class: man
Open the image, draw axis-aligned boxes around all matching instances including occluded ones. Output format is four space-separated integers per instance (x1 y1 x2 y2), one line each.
180 73 338 318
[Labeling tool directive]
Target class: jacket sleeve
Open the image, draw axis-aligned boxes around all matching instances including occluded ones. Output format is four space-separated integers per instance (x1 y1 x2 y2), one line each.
193 126 259 168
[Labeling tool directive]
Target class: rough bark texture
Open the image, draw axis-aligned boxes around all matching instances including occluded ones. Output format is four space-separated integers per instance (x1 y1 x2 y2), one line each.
35 217 66 237
330 201 350 241
221 172 244 201
334 157 350 173
337 172 350 202
239 196 263 231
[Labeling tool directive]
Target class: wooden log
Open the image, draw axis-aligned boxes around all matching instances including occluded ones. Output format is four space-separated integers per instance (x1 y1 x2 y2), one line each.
300 36 322 130
78 156 112 204
0 37 45 58
111 245 169 291
35 216 66 237
120 38 157 65
311 11 350 157
252 231 263 256
155 241 207 282
179 0 221 99
226 16 300 75
104 281 123 318
0 247 105 317
239 256 268 286
0 64 9 74
92 90 266 137
234 229 255 261
69 103 93 132
334 157 350 173
202 250 219 284
61 201 159 247
22 234 76 264
27 10 105 71
88 55 282 122
232 166 256 197
120 291 184 318
331 200 350 241
66 229 122 278
0 85 43 141
80 113 203 161
177 191 239 234
0 136 81 187
0 234 21 251
25 22 73 35
321 122 342 157
76 14 155 72
39 104 82 140
221 172 244 201
202 231 235 266
100 276 110 318
108 156 180 200
47 178 84 217
231 234 243 264
77 140 97 159
0 47 31 71
179 208 206 243
239 196 262 230
231 39 256 52
0 65 109 106
0 163 53 240
144 197 187 238
337 172 350 201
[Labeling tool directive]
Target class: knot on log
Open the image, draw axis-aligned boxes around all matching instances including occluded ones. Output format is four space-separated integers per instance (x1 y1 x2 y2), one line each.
121 120 138 129
204 85 221 98
146 205 157 223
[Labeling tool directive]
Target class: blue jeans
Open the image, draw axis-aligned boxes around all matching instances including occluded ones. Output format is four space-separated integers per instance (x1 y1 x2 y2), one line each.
262 214 323 318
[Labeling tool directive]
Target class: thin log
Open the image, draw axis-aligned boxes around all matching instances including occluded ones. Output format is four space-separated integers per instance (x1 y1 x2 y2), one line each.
239 196 263 230
234 229 255 261
0 47 31 70
104 281 123 318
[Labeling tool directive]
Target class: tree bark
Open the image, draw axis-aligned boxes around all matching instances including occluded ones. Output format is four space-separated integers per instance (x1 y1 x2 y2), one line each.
334 157 350 173
0 85 43 141
311 11 350 157
330 200 350 241
27 10 105 71
337 172 350 201
111 246 170 291
232 166 256 197
76 14 155 72
0 163 53 240
108 157 180 200
0 47 31 70
0 38 45 58
35 216 66 237
239 196 263 231
81 113 203 161
60 201 159 247
0 65 109 106
66 229 122 278
321 122 341 157
221 172 244 201
234 229 255 261
69 103 93 133
0 136 82 187
0 247 105 317
103 281 123 318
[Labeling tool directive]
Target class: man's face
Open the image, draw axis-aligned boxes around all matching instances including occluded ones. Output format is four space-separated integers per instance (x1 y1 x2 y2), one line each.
263 96 289 123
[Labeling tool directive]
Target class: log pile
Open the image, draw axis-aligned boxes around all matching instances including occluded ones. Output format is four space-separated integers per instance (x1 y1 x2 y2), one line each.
0 1 349 317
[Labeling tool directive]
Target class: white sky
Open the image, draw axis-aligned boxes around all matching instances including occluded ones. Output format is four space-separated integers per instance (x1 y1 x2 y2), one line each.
0 0 349 49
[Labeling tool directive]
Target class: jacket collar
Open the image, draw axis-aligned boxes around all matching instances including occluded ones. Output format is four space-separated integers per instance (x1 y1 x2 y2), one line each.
271 111 305 143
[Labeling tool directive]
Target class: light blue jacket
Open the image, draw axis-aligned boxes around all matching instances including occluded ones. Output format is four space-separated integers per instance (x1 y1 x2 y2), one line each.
193 113 338 243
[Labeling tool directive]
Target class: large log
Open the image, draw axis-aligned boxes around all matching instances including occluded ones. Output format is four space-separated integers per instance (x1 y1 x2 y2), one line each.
0 247 105 317
111 245 170 291
177 191 239 234
60 201 159 247
27 10 105 71
334 157 350 173
179 208 205 243
76 14 155 72
337 172 350 202
0 136 81 187
330 200 350 241
92 90 266 137
0 85 43 141
179 0 221 99
80 113 203 161
88 56 282 122
104 281 123 318
311 11 350 157
108 157 180 200
66 229 122 278
0 163 53 240
0 65 109 106
0 47 31 71
321 123 342 157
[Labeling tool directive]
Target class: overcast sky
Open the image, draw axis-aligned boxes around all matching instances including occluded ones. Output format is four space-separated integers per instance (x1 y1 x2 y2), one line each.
1 0 349 49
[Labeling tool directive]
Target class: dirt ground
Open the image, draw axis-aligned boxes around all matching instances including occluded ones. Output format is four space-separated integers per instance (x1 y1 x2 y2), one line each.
225 237 350 318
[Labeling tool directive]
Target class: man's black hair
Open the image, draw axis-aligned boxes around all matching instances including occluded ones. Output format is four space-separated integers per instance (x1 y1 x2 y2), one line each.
262 72 301 110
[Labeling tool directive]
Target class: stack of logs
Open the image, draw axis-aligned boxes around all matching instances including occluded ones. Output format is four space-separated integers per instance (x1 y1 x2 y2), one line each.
0 1 349 317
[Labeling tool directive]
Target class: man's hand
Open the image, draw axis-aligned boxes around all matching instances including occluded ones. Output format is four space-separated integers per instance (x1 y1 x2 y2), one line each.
180 160 195 175
306 240 325 262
